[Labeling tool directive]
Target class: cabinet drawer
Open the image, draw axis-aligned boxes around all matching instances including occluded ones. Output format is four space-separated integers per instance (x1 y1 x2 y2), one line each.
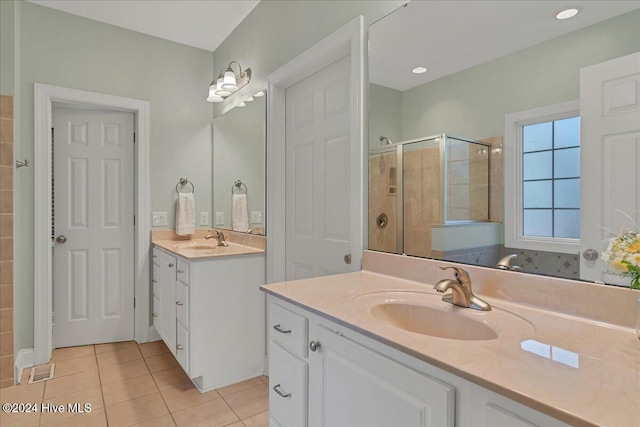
176 322 189 374
176 281 189 329
177 260 189 284
269 302 308 358
152 264 160 297
152 296 161 332
152 247 160 265
269 341 307 427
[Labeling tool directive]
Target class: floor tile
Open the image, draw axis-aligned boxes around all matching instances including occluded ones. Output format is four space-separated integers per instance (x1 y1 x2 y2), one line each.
50 345 94 363
152 367 192 391
0 381 44 404
145 352 179 373
52 354 97 378
39 407 107 427
105 392 169 426
43 371 100 400
160 385 220 413
99 358 149 385
225 423 244 427
222 383 269 420
172 398 238 427
258 376 268 384
242 410 269 427
139 340 170 358
216 377 263 397
131 414 176 427
39 386 103 425
102 374 158 407
95 340 137 354
96 346 143 368
0 409 40 427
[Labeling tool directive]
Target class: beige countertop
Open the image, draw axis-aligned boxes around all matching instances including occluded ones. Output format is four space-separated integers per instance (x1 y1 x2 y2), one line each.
261 270 640 427
151 229 266 259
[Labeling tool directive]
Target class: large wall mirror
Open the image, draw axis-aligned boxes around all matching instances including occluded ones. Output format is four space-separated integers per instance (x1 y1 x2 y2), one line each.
368 1 640 285
213 91 266 235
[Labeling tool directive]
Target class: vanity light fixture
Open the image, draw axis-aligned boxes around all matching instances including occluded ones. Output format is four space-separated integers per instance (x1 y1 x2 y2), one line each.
412 66 428 74
555 7 580 20
254 90 265 97
238 102 247 107
246 96 255 102
206 61 252 103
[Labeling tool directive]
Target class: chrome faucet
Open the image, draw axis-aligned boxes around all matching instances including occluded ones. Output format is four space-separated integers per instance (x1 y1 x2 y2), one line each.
433 266 491 311
496 254 521 271
205 230 228 247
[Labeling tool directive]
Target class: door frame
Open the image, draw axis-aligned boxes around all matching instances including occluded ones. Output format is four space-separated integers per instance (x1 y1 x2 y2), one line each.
266 16 365 284
33 83 151 365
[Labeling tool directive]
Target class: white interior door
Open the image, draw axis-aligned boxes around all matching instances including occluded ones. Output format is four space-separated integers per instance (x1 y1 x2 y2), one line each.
53 107 135 347
285 55 354 280
580 52 640 285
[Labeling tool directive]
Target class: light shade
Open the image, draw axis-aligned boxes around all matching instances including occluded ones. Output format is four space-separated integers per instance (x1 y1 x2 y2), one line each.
254 91 265 97
221 68 238 90
215 75 231 97
238 102 247 107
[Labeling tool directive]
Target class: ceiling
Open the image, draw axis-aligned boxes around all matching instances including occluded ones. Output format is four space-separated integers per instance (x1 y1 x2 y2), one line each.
27 0 260 52
370 1 640 91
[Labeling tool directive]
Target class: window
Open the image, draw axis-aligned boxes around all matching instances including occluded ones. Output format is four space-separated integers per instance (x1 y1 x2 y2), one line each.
504 100 580 253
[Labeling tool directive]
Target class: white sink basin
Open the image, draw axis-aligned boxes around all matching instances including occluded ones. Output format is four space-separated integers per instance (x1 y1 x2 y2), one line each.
173 241 218 250
351 290 535 341
371 302 498 340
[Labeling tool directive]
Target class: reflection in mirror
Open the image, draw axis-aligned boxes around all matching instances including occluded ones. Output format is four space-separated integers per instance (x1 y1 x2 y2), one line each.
368 1 640 284
213 92 266 235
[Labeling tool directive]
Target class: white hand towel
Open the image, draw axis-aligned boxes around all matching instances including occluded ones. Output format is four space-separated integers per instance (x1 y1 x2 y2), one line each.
176 193 195 236
232 193 249 232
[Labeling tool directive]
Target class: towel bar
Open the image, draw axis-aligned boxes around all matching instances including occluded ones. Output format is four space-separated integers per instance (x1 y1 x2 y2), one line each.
176 177 195 194
232 180 248 195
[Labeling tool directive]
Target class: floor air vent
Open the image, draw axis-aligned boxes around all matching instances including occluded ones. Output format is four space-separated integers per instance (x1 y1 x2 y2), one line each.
28 363 55 384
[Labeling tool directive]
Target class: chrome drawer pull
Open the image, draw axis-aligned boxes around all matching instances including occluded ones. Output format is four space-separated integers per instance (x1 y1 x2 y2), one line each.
152 313 158 317
177 269 184 273
168 263 174 268
176 301 184 306
176 344 184 351
273 324 291 334
273 384 291 398
152 279 158 283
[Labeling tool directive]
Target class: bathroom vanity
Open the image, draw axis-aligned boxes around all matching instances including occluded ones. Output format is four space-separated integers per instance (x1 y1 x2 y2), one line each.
262 251 639 427
152 232 266 392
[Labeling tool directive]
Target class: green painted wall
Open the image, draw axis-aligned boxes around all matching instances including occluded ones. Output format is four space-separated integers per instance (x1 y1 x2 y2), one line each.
213 0 406 116
369 83 403 149
400 9 640 141
0 0 15 96
15 1 214 350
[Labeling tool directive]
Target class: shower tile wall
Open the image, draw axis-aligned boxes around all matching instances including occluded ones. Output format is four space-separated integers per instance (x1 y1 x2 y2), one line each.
0 95 14 389
368 152 397 253
403 145 440 258
482 136 503 222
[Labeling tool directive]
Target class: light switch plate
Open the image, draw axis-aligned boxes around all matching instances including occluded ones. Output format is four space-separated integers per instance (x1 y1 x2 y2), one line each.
152 212 167 227
199 212 209 226
250 211 263 223
215 212 224 226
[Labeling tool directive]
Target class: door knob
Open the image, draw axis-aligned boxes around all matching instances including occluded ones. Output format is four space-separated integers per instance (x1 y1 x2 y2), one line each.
55 235 67 244
344 254 351 264
582 249 599 261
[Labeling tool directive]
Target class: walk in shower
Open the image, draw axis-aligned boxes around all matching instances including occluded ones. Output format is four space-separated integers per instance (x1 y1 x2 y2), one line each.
369 134 495 259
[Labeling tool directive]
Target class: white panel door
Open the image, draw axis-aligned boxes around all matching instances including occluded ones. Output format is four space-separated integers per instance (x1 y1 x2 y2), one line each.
285 55 353 280
580 52 640 285
53 107 134 347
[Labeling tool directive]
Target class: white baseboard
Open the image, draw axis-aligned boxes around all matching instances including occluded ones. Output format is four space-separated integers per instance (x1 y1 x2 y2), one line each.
148 326 161 342
14 348 35 385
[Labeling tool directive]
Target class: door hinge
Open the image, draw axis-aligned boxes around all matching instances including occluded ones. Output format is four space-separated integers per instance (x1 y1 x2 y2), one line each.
133 132 136 143
133 298 136 308
134 215 136 226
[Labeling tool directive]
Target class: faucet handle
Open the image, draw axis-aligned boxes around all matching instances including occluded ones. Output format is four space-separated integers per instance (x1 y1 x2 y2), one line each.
439 265 471 283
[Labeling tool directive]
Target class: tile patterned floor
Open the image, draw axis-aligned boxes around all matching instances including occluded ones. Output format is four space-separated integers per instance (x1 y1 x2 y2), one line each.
0 341 269 426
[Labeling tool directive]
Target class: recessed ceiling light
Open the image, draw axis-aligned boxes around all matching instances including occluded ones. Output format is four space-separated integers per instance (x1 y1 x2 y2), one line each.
555 8 580 20
412 67 428 74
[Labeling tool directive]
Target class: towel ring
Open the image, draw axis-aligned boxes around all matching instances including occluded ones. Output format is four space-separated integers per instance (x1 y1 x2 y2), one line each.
232 180 248 195
176 177 195 194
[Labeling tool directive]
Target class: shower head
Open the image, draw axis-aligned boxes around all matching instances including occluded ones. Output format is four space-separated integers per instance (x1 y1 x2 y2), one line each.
379 136 393 145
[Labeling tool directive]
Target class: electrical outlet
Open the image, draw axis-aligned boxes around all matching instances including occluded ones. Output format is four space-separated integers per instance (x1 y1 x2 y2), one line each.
250 211 263 224
215 212 224 226
152 212 167 227
199 212 209 226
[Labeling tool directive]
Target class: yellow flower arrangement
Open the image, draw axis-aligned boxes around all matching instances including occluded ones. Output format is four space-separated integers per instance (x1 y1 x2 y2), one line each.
601 227 640 290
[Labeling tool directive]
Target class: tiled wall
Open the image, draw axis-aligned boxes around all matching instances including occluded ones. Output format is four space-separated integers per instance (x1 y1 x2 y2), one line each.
0 95 14 388
368 152 398 254
504 247 580 280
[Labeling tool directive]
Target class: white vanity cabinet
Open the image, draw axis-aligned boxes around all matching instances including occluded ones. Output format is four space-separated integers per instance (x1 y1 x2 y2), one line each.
267 295 569 427
153 245 266 392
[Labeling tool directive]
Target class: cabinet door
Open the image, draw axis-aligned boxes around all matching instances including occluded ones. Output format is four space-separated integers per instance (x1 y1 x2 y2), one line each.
152 296 162 334
176 321 189 374
159 251 177 354
309 325 454 427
